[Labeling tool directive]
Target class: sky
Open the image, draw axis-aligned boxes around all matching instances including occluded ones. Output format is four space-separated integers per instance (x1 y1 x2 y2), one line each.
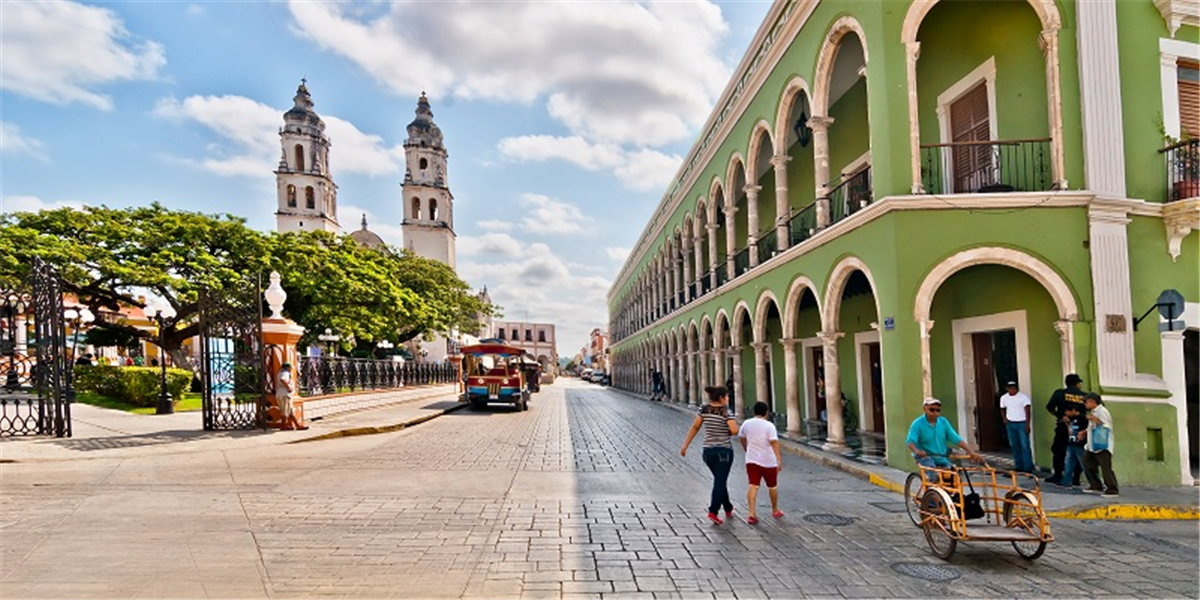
1 0 773 359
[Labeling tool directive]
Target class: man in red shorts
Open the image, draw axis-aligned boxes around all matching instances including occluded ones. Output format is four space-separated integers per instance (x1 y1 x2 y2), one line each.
739 401 784 524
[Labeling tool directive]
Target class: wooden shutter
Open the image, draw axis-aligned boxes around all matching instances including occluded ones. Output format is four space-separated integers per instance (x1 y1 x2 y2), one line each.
1179 61 1199 139
949 82 992 192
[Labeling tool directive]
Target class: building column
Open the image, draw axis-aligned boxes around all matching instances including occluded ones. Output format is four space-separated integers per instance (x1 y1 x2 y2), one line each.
1076 0 1124 196
1162 330 1194 485
14 315 27 355
729 345 744 418
723 205 739 279
919 320 935 399
681 236 693 301
685 350 697 406
745 184 762 267
1040 27 1068 189
819 330 846 448
752 342 769 418
693 226 706 294
810 116 835 229
714 348 726 388
706 222 720 289
781 338 801 436
699 349 711 398
771 155 792 251
905 41 924 194
1089 201 1136 386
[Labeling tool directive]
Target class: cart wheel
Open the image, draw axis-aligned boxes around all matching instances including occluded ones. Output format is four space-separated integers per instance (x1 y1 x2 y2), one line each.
904 472 923 527
921 489 958 560
1003 491 1047 559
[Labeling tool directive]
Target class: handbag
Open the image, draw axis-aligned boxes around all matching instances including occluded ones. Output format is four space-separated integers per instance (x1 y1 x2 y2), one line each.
1091 425 1110 452
953 469 986 521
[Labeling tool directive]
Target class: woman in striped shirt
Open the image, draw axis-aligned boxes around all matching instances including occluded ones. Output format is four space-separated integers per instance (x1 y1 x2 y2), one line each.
681 386 740 524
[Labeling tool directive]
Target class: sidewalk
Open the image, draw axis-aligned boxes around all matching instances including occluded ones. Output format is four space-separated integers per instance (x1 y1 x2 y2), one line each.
0 385 462 463
620 389 1200 521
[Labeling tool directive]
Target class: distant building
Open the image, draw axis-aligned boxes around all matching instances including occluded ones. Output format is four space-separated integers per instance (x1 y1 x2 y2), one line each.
275 79 339 234
495 320 558 377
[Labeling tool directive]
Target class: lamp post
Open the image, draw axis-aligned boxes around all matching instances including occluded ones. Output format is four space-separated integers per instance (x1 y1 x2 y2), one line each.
377 339 394 359
318 328 340 357
419 347 428 364
63 306 95 363
142 300 177 415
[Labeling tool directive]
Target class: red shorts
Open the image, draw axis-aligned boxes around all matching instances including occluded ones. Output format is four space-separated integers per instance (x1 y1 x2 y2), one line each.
746 463 778 488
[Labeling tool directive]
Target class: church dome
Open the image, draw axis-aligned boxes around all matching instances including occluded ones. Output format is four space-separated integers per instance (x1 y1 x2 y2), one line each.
405 92 444 148
284 79 325 130
349 214 386 250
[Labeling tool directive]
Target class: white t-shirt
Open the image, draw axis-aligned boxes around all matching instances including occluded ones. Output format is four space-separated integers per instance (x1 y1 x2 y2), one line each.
1000 391 1031 422
738 417 779 467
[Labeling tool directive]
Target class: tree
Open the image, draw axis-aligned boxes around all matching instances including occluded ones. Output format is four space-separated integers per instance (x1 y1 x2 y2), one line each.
0 204 495 367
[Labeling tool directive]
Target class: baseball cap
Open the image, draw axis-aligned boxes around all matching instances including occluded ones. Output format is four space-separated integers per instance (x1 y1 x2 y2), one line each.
1065 373 1082 385
923 397 942 406
1006 381 1017 387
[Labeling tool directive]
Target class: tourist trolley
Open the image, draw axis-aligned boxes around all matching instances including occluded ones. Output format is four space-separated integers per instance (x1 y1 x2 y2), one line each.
458 342 532 411
904 460 1054 560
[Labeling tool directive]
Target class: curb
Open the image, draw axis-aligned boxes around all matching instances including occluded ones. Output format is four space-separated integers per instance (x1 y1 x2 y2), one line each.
613 388 1199 521
290 402 467 443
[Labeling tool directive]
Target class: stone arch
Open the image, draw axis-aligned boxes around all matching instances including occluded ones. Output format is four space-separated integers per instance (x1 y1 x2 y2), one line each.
725 153 747 207
746 120 777 178
783 275 823 338
775 76 813 146
754 290 782 344
913 247 1080 323
900 0 1060 44
822 255 882 332
708 177 725 215
714 308 731 347
812 16 871 117
731 301 754 348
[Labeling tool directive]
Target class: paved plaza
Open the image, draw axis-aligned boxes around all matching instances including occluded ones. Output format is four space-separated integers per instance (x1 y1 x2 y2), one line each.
2 379 1198 599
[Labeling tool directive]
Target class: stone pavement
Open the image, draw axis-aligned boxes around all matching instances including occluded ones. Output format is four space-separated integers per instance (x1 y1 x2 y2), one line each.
0 380 1197 599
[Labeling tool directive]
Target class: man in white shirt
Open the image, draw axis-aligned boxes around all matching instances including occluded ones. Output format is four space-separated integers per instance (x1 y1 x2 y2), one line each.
738 401 783 524
1000 381 1033 472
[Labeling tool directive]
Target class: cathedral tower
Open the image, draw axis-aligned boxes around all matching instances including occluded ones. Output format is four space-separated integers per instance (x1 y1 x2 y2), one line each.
275 79 339 234
400 93 455 268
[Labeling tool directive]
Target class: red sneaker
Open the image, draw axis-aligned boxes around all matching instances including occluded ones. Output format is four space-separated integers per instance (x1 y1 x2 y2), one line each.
772 510 784 519
707 512 723 525
747 516 759 525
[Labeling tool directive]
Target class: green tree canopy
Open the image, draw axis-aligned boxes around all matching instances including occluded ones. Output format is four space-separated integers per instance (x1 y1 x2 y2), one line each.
0 204 494 367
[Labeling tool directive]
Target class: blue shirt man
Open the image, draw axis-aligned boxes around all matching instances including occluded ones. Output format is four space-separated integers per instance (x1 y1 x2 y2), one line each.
906 397 981 468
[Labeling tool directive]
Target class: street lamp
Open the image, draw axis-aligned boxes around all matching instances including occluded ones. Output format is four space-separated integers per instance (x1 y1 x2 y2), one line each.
142 300 177 415
377 339 394 359
318 328 340 356
63 306 95 363
419 347 428 364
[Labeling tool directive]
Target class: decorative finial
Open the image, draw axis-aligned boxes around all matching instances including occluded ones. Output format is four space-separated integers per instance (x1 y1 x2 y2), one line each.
361 213 368 230
264 271 287 319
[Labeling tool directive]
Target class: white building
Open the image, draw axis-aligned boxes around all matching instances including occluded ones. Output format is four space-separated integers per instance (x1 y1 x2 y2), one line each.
494 320 558 376
274 79 339 234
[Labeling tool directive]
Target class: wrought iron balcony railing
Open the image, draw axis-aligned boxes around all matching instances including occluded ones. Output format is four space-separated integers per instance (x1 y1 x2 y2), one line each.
733 248 751 278
828 166 872 226
788 203 817 247
920 138 1050 195
715 264 728 288
756 229 778 261
1160 138 1199 202
298 356 456 397
700 271 712 296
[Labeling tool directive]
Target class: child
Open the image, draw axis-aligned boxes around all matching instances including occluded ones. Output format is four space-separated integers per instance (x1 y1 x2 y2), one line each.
738 401 783 524
1059 404 1087 488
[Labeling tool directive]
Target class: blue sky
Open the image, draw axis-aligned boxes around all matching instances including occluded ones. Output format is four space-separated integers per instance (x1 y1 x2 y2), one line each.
1 0 772 358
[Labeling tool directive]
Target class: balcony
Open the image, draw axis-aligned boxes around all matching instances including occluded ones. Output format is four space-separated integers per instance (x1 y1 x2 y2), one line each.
715 264 728 288
700 271 712 296
733 248 751 278
828 166 872 226
788 203 817 247
756 229 778 261
920 138 1051 195
1160 138 1199 202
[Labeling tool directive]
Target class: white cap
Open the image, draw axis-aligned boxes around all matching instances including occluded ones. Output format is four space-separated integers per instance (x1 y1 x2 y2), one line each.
923 397 942 406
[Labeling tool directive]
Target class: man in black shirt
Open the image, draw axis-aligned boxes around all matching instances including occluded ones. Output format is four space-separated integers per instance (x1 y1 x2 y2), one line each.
1045 373 1087 484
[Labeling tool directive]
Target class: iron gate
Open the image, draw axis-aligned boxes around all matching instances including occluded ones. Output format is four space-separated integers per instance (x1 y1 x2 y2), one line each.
0 257 71 437
199 275 266 430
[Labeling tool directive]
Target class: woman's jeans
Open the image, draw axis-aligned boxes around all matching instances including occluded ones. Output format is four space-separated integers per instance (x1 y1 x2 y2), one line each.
702 447 734 514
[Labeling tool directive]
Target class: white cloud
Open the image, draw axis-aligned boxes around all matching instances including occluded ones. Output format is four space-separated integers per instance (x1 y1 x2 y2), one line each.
458 232 525 258
0 1 165 110
287 1 730 147
152 94 402 178
1 196 85 214
605 247 631 262
478 219 514 232
0 122 49 161
498 135 682 192
614 149 684 192
186 5 204 17
518 193 591 236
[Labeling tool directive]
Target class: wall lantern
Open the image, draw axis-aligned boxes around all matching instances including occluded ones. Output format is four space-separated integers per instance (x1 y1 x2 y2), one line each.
794 109 812 148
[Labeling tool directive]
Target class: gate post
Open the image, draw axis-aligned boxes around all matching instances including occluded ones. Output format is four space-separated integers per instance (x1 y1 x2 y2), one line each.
262 272 306 429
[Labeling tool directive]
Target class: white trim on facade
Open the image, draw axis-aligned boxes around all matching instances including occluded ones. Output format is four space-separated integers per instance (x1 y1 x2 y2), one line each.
1163 301 1199 485
950 310 1034 461
1076 0 1127 198
853 329 884 434
1159 38 1200 140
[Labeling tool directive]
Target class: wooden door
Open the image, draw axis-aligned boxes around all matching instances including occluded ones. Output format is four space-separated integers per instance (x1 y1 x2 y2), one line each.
971 332 1001 451
950 82 992 192
868 342 884 433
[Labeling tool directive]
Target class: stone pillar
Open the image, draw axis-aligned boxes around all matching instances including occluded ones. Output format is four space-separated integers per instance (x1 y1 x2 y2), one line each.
1054 320 1077 381
751 342 769 417
673 352 684 404
724 205 739 280
683 350 695 406
819 330 846 448
706 222 720 289
261 275 307 429
730 345 744 418
771 155 792 251
905 41 924 194
14 314 27 355
699 350 711 398
681 236 693 300
714 348 726 388
1076 0 1124 196
810 116 835 229
1162 330 1194 485
1089 201 1136 386
745 185 762 266
919 320 935 399
1039 27 1068 189
781 338 801 436
694 226 706 294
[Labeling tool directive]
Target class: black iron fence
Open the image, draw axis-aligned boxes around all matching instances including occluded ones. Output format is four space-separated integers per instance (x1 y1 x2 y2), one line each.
920 138 1050 195
828 167 872 225
297 356 456 397
699 270 712 296
1160 138 1199 202
733 248 751 278
788 203 818 247
756 229 778 261
1 258 71 437
715 263 728 288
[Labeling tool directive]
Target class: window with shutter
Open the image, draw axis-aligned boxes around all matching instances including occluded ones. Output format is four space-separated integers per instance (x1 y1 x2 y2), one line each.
949 82 993 192
1179 60 1199 139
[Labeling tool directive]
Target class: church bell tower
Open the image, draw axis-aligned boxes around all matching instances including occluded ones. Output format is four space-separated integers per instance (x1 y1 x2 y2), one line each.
275 79 339 234
400 93 455 268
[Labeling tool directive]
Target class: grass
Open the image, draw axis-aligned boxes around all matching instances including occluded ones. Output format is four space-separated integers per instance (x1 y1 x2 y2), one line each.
75 391 204 414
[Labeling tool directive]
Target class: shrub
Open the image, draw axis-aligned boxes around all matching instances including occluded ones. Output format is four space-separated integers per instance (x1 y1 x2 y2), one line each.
75 365 193 408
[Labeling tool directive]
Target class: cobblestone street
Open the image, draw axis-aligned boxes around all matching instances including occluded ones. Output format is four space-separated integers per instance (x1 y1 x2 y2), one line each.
2 380 1197 599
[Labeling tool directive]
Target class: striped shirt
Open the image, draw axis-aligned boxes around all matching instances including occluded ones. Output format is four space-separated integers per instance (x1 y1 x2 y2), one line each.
699 404 734 448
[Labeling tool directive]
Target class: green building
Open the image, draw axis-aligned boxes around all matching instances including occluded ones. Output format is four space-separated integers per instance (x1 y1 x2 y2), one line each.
608 0 1199 486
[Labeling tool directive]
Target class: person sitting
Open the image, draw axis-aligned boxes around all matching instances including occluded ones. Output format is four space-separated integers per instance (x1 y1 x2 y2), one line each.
906 397 982 469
